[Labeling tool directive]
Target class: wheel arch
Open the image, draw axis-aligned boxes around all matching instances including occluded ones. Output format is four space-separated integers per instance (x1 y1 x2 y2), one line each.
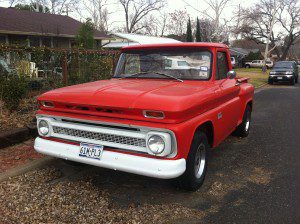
247 100 253 111
194 121 214 148
238 99 253 124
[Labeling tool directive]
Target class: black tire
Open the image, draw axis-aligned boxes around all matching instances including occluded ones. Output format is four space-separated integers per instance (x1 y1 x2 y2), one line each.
295 77 298 83
175 131 209 191
233 105 252 138
290 78 295 85
245 65 250 68
268 79 273 85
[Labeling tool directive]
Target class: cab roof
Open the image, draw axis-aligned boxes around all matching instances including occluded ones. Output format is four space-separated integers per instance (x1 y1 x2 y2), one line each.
121 42 229 51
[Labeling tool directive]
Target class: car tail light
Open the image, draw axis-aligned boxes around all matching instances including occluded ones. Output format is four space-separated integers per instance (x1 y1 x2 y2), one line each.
143 110 165 119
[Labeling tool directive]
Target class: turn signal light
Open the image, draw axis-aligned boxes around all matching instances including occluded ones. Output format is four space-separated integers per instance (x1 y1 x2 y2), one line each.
41 101 55 108
143 110 165 119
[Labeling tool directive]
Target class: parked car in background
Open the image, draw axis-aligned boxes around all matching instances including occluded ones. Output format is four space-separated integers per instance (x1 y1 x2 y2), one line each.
165 58 192 70
268 61 299 85
34 43 254 191
231 57 236 68
245 60 273 69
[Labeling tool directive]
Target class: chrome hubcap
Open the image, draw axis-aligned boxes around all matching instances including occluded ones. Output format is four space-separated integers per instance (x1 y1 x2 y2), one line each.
194 143 206 179
245 120 250 132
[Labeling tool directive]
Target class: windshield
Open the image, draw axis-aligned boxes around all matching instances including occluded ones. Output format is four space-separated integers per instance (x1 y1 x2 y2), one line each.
274 61 293 69
114 49 212 80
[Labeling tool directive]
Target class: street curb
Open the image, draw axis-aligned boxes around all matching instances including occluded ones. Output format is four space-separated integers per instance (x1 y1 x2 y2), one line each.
255 83 269 94
256 83 268 89
0 157 56 182
0 125 37 149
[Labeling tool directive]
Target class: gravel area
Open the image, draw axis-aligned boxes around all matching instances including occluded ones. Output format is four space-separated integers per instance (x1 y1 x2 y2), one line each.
0 166 203 224
0 97 38 132
0 140 43 173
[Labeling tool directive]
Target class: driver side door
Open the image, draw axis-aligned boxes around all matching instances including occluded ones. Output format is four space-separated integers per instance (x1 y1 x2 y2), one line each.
214 50 241 142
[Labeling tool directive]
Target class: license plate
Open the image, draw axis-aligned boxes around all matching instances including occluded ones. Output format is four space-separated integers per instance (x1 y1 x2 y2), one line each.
277 77 283 80
79 143 103 160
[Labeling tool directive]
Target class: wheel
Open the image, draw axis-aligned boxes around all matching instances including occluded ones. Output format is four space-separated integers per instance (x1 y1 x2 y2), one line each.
268 79 273 85
290 78 295 85
295 77 298 83
245 65 250 68
233 105 252 138
175 131 209 191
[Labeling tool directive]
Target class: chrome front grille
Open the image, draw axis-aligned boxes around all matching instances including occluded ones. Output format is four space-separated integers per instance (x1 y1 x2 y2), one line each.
52 126 146 147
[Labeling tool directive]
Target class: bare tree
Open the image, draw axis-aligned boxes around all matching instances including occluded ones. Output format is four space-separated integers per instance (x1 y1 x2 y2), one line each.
277 0 300 59
204 0 231 42
119 0 166 33
78 0 112 33
182 0 231 42
166 10 189 36
262 0 279 71
8 0 21 7
142 12 167 36
237 0 300 60
237 2 279 54
47 0 79 15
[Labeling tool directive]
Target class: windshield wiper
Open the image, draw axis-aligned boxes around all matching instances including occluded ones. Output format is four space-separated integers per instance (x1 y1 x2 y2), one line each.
121 72 183 82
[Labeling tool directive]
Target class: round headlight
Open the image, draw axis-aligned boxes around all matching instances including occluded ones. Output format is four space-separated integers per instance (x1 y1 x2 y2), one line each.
38 120 49 136
147 135 165 154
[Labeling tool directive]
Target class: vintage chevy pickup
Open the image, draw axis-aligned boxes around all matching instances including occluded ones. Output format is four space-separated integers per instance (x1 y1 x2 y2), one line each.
34 43 254 191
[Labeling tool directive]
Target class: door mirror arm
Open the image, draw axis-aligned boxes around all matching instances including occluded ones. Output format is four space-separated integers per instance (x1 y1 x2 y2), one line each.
219 70 237 86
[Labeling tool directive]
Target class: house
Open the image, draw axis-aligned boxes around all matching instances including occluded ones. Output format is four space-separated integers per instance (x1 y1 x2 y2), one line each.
230 47 260 58
230 47 261 67
102 33 181 49
0 7 110 49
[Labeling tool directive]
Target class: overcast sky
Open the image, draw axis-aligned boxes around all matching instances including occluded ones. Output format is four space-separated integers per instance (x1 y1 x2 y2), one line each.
0 0 259 30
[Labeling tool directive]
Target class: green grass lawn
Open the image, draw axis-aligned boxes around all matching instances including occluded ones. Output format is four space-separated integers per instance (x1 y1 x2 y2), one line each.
235 68 269 88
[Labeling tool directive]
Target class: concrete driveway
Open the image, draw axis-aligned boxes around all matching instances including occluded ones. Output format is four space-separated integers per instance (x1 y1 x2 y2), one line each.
1 83 299 223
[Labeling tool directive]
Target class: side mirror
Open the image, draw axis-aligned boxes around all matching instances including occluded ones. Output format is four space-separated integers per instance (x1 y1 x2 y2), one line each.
227 70 236 79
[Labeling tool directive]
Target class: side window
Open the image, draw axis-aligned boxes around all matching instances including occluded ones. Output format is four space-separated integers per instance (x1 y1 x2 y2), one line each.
216 52 229 80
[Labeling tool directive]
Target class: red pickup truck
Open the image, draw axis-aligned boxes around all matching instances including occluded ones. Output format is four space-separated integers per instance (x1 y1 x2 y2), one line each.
34 43 254 191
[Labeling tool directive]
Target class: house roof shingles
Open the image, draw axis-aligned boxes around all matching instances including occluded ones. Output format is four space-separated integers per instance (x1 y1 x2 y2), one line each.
0 7 109 39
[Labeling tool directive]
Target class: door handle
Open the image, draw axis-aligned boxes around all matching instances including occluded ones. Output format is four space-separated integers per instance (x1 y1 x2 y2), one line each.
235 80 241 86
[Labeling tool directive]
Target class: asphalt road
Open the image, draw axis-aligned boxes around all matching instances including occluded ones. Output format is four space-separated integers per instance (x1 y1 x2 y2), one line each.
1 83 299 223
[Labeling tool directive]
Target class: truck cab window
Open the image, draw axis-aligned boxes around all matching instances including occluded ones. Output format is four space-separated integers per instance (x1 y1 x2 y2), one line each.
216 52 229 80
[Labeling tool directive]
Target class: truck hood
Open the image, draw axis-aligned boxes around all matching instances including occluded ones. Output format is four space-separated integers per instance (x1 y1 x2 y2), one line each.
271 68 294 73
38 78 218 123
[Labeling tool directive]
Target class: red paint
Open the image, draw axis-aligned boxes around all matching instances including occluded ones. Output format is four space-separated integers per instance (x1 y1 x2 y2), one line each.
37 43 254 160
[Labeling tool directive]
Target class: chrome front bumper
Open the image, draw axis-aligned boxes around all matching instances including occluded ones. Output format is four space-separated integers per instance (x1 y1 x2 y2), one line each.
34 137 186 179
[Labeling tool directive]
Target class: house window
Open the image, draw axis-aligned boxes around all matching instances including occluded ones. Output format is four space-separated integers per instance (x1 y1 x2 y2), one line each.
42 37 51 47
0 35 6 43
29 37 40 47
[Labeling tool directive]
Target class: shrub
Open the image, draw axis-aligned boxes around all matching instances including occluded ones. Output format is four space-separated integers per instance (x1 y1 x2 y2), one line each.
0 75 29 111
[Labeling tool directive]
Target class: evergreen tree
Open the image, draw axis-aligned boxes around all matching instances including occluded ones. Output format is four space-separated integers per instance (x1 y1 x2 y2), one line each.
186 18 193 42
195 17 202 42
75 18 95 49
